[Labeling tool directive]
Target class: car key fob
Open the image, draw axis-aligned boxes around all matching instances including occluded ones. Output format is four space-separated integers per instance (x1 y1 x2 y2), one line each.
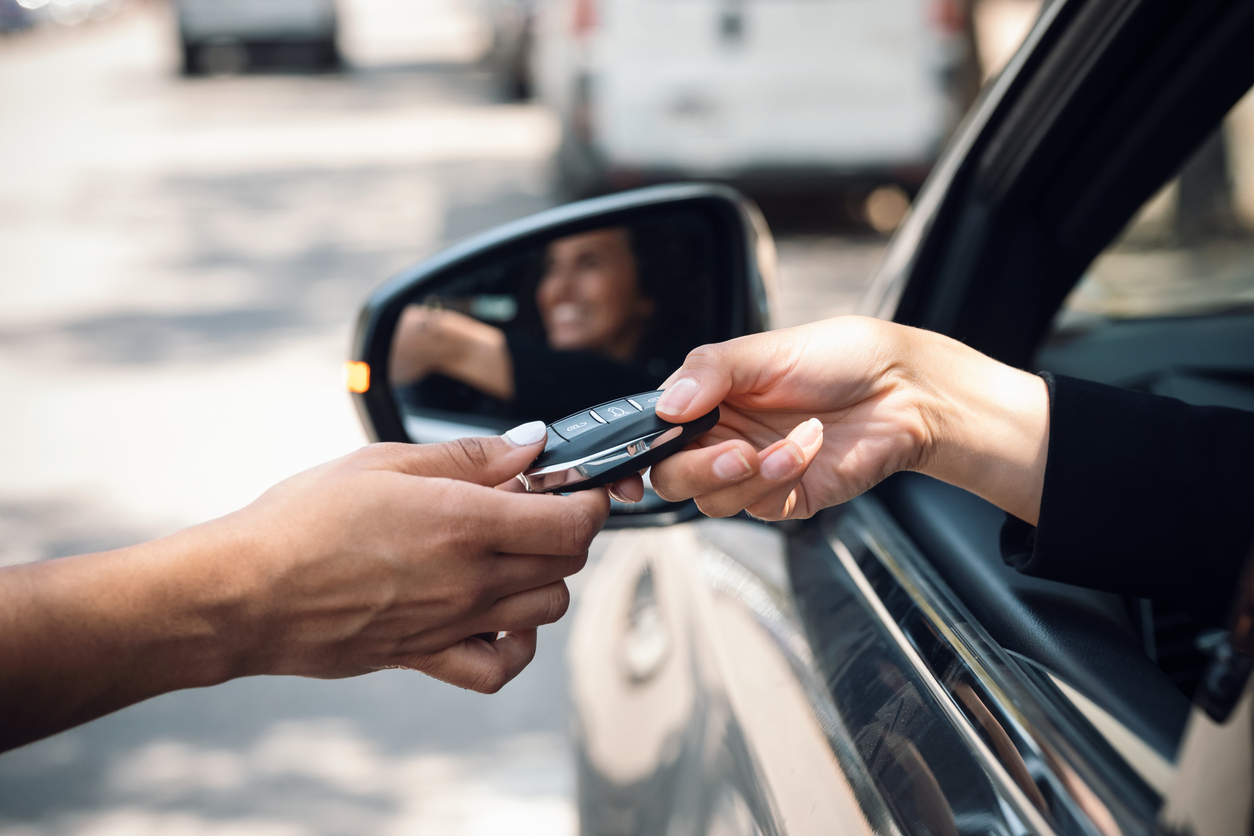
518 390 719 493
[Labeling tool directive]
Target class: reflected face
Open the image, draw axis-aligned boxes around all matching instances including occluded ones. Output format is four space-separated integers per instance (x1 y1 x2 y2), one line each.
536 227 655 359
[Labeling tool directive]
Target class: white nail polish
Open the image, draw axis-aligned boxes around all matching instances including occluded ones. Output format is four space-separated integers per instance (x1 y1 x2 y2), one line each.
504 420 547 446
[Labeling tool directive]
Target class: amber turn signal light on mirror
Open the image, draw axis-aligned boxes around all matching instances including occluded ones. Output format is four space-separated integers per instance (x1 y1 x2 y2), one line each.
343 361 371 394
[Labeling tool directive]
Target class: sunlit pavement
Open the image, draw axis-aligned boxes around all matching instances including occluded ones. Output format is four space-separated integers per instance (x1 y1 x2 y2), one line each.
0 3 878 833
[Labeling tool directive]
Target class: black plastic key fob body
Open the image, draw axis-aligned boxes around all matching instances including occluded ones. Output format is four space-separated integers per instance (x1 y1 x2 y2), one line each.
519 390 719 493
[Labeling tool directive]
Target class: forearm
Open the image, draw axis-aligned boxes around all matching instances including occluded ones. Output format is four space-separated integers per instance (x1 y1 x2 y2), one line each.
907 327 1050 525
434 321 514 401
392 308 514 399
0 522 247 751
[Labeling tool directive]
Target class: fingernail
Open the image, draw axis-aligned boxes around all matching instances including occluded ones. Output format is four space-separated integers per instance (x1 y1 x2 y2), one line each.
791 418 823 449
712 448 752 481
607 483 629 503
656 378 698 415
503 420 546 446
760 445 802 480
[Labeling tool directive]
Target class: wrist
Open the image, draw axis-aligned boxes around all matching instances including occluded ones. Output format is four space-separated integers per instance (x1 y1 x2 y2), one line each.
427 315 464 375
436 314 513 400
140 520 259 688
865 319 947 478
903 327 1049 524
171 512 283 681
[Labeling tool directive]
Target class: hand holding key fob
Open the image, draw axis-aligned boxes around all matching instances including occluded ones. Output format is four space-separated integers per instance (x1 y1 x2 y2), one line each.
518 390 719 493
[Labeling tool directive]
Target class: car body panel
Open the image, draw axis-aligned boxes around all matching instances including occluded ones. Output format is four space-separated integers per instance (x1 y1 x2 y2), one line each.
573 502 1168 834
571 520 887 836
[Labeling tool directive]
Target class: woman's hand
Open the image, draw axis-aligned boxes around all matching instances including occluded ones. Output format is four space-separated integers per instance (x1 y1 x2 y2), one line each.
389 306 514 400
648 316 1049 524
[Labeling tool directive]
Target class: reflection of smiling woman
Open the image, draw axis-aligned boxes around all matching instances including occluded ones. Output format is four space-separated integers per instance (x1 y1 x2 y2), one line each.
389 227 656 403
537 227 655 359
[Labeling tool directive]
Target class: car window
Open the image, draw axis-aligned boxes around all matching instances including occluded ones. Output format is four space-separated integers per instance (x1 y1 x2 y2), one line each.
1055 86 1254 325
1040 81 1254 420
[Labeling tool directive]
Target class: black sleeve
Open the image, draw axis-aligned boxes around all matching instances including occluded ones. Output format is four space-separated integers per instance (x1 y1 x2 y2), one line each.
1001 373 1254 625
504 332 665 424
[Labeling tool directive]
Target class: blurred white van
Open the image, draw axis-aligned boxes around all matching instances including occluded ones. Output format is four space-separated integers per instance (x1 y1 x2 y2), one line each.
174 0 340 73
533 0 974 197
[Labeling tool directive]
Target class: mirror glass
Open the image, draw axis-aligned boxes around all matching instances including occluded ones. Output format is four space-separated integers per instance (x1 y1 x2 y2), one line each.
389 209 723 443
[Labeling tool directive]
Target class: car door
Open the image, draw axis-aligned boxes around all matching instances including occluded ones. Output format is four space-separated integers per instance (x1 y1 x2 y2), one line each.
570 0 1254 833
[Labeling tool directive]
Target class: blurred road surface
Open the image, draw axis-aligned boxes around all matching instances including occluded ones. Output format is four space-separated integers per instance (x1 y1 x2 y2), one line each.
0 3 879 834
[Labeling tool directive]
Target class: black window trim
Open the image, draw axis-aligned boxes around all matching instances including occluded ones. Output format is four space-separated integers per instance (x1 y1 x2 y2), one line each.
885 0 1254 369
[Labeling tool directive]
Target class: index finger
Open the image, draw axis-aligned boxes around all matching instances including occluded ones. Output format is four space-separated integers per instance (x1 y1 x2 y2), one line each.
464 483 612 556
655 333 794 423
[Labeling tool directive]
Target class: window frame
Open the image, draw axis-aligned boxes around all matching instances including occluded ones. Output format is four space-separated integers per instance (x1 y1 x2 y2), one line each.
871 0 1254 369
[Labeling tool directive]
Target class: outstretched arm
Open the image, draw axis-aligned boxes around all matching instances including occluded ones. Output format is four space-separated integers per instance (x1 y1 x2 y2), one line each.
389 305 515 400
647 316 1050 524
0 426 609 752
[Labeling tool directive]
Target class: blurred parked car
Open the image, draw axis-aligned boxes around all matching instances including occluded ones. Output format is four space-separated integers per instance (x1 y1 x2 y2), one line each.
173 0 340 75
480 0 536 100
533 0 975 201
350 0 1254 833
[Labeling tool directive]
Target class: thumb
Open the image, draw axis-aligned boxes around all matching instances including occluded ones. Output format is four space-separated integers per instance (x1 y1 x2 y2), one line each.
657 334 782 422
381 421 549 487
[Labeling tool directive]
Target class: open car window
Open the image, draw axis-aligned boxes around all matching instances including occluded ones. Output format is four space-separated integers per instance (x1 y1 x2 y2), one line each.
1042 84 1254 418
1057 86 1254 324
1042 78 1254 415
1033 82 1254 707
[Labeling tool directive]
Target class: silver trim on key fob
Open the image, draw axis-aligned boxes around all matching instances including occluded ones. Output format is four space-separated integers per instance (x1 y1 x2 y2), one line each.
516 426 683 493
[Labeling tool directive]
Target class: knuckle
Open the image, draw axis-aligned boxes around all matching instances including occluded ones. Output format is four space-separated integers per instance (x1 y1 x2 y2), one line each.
745 502 784 522
696 497 738 519
682 342 723 372
649 468 679 501
359 441 403 464
560 505 599 554
453 581 488 615
453 485 500 542
545 583 571 624
450 436 492 472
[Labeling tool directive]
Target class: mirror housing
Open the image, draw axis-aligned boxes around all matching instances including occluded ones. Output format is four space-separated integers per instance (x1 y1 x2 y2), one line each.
348 183 776 520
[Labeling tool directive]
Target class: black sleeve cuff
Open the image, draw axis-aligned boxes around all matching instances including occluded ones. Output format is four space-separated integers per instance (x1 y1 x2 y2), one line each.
1000 372 1254 625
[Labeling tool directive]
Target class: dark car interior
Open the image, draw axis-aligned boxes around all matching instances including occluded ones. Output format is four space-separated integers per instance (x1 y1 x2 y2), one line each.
868 0 1254 761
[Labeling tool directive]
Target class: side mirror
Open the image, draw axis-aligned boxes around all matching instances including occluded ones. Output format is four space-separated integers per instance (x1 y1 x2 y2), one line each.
348 183 776 520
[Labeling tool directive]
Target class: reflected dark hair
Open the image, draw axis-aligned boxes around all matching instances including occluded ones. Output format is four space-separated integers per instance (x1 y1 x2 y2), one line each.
626 214 716 375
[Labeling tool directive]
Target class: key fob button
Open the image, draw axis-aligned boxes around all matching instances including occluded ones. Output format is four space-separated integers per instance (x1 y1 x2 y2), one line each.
592 400 638 423
637 391 665 409
554 414 599 440
545 426 567 450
